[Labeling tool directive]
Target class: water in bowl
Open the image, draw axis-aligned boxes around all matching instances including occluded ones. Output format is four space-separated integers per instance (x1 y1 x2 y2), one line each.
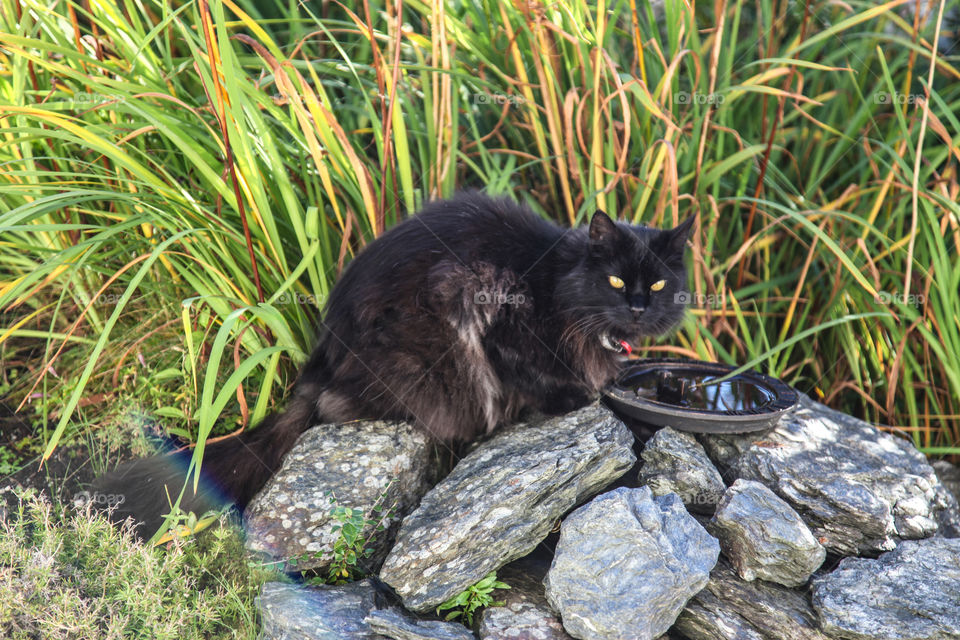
627 369 775 412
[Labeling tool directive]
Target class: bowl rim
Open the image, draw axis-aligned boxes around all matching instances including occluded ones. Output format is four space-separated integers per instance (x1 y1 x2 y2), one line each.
603 357 799 432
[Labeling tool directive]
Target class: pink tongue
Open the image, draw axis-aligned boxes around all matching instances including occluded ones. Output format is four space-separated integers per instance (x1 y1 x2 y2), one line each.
619 340 633 355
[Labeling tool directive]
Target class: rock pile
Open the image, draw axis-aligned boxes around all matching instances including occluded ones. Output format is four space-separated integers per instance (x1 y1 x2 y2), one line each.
251 396 960 640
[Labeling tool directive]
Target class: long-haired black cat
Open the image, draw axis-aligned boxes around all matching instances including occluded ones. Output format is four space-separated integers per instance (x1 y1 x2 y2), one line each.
92 192 694 536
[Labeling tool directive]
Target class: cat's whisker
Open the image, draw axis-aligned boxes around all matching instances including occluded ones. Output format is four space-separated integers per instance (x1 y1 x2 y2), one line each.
558 315 611 354
557 314 607 350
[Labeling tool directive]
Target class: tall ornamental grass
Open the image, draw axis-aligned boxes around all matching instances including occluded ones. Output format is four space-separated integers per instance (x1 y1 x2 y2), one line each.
1 0 958 465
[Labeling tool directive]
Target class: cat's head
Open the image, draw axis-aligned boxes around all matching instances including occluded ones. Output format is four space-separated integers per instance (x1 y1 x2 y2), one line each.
557 211 694 355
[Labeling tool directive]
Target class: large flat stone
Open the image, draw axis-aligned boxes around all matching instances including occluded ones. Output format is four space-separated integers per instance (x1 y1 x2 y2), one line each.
258 580 386 640
673 560 829 640
380 403 636 613
811 537 960 640
246 420 433 572
364 608 474 640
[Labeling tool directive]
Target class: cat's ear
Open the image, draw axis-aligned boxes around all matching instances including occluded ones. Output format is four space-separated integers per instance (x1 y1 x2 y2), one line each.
589 211 619 248
664 215 696 253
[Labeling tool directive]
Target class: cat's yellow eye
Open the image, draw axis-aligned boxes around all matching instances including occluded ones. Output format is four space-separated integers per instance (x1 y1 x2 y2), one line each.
608 275 625 289
650 280 666 292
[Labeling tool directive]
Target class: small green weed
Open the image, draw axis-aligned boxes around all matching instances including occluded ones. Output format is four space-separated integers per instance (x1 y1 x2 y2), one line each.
325 501 382 584
436 571 511 627
303 482 396 585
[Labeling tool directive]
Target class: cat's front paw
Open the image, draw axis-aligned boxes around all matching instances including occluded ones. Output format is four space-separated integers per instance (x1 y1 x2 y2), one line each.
540 388 596 415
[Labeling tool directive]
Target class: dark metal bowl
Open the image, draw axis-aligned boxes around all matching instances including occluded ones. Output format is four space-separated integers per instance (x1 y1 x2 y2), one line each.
603 358 798 434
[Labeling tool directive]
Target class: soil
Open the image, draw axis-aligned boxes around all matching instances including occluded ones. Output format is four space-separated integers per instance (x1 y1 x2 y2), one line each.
0 401 148 518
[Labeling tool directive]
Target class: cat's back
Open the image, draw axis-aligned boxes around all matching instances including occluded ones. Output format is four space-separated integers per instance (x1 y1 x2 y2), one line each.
342 192 563 283
412 191 556 240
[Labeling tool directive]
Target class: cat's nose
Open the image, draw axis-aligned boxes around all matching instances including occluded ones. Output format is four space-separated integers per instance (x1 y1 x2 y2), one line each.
628 294 648 314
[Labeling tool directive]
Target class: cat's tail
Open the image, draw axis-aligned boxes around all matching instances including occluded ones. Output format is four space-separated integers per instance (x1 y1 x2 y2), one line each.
88 392 317 539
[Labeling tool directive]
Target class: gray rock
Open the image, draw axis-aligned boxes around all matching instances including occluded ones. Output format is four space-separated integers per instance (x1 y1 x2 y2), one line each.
544 486 720 640
934 460 960 502
479 562 572 639
380 403 635 613
696 428 764 472
673 560 830 640
711 479 825 587
936 489 960 538
246 420 433 572
639 427 726 514
932 460 960 537
811 537 960 640
258 580 385 640
364 608 475 640
481 602 571 640
701 395 954 555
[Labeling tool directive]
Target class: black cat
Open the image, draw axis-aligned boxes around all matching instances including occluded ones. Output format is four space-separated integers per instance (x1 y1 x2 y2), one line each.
91 192 693 536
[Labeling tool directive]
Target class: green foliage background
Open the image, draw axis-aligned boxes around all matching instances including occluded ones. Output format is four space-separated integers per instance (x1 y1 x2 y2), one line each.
1 0 959 463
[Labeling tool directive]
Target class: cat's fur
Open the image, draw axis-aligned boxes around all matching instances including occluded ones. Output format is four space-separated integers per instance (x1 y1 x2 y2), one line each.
91 192 693 536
